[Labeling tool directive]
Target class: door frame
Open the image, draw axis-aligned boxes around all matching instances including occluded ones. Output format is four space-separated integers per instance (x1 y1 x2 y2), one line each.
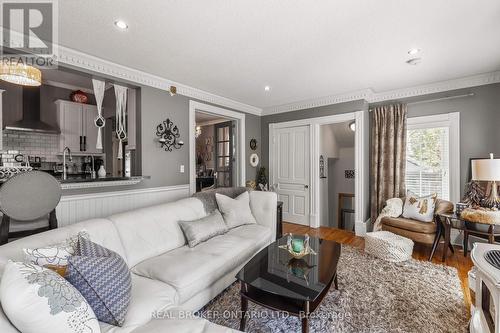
269 110 368 235
189 101 246 194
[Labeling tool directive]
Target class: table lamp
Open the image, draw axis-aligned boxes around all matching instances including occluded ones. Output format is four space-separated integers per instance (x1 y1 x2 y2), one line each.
472 153 500 208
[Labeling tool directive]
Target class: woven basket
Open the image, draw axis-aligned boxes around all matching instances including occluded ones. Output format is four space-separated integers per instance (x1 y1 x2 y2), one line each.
365 231 414 262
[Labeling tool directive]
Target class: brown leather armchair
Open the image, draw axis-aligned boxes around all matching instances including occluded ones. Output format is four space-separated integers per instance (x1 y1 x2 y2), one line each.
381 198 454 261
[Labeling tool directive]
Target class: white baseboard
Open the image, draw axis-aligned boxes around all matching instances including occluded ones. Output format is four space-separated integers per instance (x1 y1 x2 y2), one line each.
355 219 369 237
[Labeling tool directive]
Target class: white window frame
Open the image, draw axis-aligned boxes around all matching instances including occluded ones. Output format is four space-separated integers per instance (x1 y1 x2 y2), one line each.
406 112 460 203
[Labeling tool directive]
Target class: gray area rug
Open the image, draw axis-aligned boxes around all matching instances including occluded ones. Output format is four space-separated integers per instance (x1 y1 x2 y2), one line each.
201 245 468 333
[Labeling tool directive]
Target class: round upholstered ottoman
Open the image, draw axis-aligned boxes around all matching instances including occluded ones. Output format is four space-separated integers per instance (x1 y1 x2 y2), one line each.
365 231 414 262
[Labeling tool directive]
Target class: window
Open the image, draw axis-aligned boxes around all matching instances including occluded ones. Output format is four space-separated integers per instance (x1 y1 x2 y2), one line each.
405 113 460 202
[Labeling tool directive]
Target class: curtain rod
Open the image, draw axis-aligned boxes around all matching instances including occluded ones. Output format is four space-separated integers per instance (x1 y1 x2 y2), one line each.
369 93 474 111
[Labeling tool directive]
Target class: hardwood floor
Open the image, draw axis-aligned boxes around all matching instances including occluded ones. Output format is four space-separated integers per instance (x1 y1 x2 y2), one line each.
283 222 474 312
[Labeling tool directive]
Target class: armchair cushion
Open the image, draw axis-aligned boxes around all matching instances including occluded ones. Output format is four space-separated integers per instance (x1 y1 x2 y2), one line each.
381 216 437 234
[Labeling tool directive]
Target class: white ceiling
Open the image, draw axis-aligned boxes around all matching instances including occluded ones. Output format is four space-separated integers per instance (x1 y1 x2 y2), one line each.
58 1 500 109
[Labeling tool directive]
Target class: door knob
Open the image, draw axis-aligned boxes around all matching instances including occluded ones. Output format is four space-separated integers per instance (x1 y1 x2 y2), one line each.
304 185 309 189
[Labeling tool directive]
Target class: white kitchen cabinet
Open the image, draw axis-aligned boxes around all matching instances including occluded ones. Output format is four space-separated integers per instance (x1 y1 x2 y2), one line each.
56 100 103 154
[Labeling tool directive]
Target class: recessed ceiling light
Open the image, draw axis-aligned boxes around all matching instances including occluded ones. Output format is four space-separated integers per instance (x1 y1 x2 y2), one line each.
264 86 270 91
408 48 420 55
406 58 422 66
114 20 128 30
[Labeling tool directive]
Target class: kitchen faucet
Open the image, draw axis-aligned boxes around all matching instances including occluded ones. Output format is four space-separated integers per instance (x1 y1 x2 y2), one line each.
88 155 96 179
62 147 72 180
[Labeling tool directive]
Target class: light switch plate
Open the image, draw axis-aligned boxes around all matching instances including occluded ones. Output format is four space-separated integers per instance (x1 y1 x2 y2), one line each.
180 165 185 173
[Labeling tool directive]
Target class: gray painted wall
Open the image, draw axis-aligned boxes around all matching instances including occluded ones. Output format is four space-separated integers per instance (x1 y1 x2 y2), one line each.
259 82 500 227
139 85 262 189
397 83 500 195
260 100 367 171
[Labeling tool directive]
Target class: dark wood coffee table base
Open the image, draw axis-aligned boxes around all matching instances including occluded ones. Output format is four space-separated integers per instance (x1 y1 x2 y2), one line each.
239 273 338 333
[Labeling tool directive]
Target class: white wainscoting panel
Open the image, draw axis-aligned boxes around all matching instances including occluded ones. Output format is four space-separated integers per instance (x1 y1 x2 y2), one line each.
56 185 190 226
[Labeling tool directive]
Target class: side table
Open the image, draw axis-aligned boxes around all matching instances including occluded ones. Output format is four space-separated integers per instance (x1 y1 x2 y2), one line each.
438 212 500 260
436 213 464 261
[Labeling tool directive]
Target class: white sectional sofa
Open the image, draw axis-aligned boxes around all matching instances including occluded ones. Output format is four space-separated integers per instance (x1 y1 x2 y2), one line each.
0 190 277 333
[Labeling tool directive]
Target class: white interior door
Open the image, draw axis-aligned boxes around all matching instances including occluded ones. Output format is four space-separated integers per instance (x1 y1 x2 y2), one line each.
274 125 310 225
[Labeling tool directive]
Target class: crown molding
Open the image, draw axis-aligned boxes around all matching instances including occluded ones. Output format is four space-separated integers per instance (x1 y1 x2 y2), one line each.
262 71 500 116
369 71 500 103
262 89 373 115
55 46 263 116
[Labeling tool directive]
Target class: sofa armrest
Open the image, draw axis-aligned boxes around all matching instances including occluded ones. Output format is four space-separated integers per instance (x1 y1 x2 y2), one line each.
249 191 277 241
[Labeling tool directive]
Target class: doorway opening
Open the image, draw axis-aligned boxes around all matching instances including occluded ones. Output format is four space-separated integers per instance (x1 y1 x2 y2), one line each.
189 101 246 194
194 112 236 192
269 111 368 235
319 121 355 230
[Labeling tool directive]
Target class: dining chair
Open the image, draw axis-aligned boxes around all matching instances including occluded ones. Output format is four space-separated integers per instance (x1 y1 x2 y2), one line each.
0 171 62 245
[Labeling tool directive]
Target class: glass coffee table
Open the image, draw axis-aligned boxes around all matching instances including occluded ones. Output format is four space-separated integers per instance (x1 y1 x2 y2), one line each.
236 236 341 333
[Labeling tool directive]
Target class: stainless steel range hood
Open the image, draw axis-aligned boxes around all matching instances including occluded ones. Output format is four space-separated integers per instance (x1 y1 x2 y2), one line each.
4 87 60 134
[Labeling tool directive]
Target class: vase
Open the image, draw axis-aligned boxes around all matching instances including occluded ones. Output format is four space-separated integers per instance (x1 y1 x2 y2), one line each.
97 165 106 178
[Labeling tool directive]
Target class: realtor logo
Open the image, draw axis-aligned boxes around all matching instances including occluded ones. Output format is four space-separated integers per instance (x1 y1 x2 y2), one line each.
0 0 58 67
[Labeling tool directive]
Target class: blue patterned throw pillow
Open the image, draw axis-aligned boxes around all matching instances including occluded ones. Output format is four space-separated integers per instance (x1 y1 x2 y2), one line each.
66 237 131 327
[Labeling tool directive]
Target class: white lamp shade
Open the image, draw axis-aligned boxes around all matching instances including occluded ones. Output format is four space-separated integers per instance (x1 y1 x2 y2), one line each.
472 159 500 181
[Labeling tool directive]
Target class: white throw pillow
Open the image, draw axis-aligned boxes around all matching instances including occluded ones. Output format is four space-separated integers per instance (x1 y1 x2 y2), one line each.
24 230 89 267
402 192 437 222
0 261 100 333
215 191 257 229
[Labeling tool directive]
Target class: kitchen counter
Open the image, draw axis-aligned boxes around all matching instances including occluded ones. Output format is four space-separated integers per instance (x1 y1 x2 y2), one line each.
0 166 148 189
58 176 148 189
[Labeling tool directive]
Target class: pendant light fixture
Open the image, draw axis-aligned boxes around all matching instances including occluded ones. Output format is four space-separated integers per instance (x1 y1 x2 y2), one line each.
0 61 42 86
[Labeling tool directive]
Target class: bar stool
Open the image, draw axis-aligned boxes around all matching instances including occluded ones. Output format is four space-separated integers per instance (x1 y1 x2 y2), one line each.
0 171 61 245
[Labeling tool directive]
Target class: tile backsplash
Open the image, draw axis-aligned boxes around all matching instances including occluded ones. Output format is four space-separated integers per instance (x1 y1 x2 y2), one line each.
1 129 60 163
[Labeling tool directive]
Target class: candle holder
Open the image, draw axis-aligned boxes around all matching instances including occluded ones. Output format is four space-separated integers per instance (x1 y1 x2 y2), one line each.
279 233 317 259
156 118 184 151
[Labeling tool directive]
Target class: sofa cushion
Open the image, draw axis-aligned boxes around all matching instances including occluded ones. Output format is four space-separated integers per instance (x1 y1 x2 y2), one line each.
381 216 437 234
109 198 206 267
132 234 256 304
67 237 132 326
99 274 177 333
178 210 228 248
0 261 100 333
216 192 257 229
227 224 273 250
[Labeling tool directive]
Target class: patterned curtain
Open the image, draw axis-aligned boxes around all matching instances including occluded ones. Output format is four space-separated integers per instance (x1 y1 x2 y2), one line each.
371 103 407 229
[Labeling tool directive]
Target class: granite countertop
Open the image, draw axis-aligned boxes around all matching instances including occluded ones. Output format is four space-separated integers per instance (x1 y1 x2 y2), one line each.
58 175 149 189
58 176 146 183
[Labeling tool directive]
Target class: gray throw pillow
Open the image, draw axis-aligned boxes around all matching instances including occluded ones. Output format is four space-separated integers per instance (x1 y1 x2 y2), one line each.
66 237 131 326
215 191 257 229
179 210 228 247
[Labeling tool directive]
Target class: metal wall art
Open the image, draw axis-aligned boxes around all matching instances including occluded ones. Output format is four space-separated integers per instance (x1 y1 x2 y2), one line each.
156 118 184 151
